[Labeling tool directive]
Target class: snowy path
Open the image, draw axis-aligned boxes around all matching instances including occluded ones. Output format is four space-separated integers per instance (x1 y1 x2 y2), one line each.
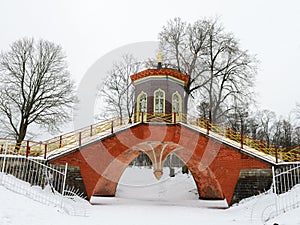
0 167 299 225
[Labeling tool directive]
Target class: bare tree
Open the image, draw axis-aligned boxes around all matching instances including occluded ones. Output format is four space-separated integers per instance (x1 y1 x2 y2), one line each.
256 109 276 147
272 119 284 147
204 27 257 123
97 54 140 122
290 103 300 146
272 118 293 148
226 105 249 135
196 101 209 119
295 103 300 122
246 116 260 139
159 18 210 111
159 17 258 123
293 126 300 146
0 37 76 145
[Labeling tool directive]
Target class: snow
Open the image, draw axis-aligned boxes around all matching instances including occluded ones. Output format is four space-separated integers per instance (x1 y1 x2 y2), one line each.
1 167 300 225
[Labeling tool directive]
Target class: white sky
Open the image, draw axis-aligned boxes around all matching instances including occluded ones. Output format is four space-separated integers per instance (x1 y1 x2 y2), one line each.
1 0 300 117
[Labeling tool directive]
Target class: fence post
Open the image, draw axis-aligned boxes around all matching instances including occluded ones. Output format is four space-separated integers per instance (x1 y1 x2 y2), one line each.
240 135 244 149
79 132 82 146
275 148 278 163
173 112 177 124
111 121 114 133
0 144 3 154
1 143 8 174
0 143 8 184
259 140 264 152
227 128 231 139
90 125 93 136
272 166 279 217
141 112 144 123
206 120 210 135
59 135 62 148
44 144 47 159
62 162 68 195
26 140 30 158
60 162 68 209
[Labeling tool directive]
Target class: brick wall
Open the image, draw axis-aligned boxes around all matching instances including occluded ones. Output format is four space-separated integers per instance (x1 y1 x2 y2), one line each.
230 169 273 205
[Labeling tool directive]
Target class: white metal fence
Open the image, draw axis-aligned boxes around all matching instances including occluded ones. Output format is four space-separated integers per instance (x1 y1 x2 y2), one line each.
249 164 300 223
0 144 88 216
272 163 300 217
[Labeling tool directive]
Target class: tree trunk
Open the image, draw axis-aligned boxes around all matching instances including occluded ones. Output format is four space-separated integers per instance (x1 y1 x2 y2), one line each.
15 121 28 151
208 70 214 124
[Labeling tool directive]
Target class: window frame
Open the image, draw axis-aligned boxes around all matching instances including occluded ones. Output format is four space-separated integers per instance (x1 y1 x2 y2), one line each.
154 88 165 114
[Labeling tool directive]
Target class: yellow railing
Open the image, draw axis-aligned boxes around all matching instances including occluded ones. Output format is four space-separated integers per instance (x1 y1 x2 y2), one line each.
0 116 132 158
0 139 45 157
0 113 299 162
183 114 299 163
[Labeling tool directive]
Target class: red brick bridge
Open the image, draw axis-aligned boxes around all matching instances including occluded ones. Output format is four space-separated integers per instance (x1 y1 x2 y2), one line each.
47 120 276 206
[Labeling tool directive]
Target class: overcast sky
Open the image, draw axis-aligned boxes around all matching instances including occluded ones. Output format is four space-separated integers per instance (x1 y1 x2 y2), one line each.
1 0 300 118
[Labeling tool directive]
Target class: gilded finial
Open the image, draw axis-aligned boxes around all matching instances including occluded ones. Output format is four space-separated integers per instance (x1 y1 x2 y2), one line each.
157 51 162 69
158 51 162 63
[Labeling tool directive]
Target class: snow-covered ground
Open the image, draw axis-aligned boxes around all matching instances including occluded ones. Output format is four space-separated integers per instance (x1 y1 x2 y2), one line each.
0 167 299 225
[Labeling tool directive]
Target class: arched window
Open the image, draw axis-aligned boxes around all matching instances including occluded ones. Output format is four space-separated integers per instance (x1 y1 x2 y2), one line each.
172 92 182 113
137 91 147 112
154 89 165 114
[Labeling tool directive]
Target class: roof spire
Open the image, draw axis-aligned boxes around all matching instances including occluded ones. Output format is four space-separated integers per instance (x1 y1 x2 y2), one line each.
157 50 162 69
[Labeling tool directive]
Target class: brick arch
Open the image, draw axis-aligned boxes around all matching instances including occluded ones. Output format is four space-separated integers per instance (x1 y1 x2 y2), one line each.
92 148 141 196
91 143 172 197
165 148 224 200
92 142 224 200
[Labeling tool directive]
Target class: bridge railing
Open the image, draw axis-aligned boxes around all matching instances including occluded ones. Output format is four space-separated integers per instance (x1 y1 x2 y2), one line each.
133 112 298 162
0 139 45 157
0 113 299 162
43 116 132 158
0 116 132 159
182 113 299 163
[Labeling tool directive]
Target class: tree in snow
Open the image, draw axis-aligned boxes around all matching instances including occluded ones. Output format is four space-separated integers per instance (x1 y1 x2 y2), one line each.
159 17 258 124
97 54 141 122
256 109 276 148
0 37 76 146
272 118 293 148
